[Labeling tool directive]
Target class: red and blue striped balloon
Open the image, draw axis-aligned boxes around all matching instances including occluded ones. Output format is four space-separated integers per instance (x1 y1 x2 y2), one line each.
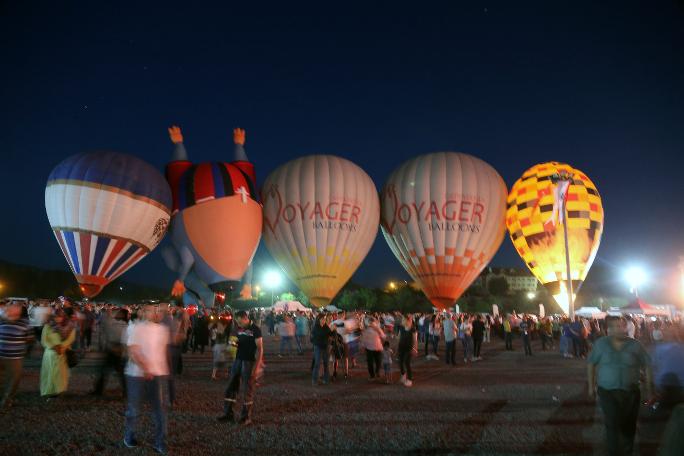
45 151 172 298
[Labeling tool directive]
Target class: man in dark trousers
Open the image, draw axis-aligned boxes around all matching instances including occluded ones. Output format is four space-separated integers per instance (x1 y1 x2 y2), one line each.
471 314 485 360
218 311 263 425
587 316 652 456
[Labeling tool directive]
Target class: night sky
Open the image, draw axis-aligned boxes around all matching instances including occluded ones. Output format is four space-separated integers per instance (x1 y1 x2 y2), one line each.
2 2 683 302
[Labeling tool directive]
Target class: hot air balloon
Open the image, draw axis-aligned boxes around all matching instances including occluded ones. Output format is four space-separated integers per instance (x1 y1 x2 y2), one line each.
45 152 172 298
506 162 603 315
165 126 262 304
380 152 507 310
262 155 380 307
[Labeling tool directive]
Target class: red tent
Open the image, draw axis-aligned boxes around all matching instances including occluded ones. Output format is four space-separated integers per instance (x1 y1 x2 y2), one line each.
620 298 670 316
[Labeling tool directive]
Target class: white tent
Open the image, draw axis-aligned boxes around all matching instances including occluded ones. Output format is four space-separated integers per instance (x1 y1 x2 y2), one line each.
575 306 606 319
270 300 310 313
324 304 341 313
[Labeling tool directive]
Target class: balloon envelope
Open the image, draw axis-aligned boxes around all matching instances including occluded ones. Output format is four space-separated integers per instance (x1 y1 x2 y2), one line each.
45 152 172 297
168 161 262 291
380 152 507 309
262 155 380 307
506 162 604 314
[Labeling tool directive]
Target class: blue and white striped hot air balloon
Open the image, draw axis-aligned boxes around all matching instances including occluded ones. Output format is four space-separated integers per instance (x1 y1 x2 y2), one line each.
45 152 172 298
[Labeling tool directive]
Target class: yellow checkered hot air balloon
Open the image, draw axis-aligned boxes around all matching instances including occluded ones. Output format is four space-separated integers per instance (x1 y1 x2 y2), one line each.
506 162 603 315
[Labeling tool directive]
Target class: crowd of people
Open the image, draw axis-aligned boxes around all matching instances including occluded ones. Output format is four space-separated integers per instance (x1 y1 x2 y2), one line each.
1 297 683 455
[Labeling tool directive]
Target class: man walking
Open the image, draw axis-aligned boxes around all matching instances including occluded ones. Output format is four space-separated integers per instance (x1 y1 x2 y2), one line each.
123 304 170 454
443 314 457 365
520 316 533 356
472 315 485 360
504 315 514 351
0 300 34 409
218 311 263 425
587 316 653 456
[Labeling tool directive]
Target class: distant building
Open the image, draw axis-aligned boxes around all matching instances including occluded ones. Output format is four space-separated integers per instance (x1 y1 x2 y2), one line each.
482 267 539 294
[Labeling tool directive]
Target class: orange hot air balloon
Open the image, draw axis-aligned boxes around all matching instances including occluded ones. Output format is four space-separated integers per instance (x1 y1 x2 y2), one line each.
262 155 380 308
380 152 507 310
506 162 603 315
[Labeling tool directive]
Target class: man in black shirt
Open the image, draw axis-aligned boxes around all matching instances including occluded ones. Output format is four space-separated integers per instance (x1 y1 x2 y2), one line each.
311 314 333 385
472 315 485 360
218 311 263 425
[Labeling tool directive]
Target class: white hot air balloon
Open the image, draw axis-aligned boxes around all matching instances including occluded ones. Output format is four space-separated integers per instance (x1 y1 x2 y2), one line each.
262 155 380 307
380 152 507 309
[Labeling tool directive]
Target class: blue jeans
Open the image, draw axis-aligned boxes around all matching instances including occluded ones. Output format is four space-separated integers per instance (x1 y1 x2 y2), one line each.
445 340 456 364
431 335 440 355
125 375 168 451
224 359 256 419
295 334 305 353
462 336 473 360
312 345 329 383
280 336 294 355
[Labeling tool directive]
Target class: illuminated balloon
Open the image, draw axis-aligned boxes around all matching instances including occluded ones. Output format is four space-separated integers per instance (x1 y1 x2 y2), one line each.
506 162 604 314
380 152 507 310
262 155 380 307
165 126 262 301
45 152 171 298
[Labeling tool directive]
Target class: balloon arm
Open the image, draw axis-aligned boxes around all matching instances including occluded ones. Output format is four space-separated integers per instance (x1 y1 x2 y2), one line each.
160 245 180 272
233 143 248 162
177 245 195 282
172 142 188 161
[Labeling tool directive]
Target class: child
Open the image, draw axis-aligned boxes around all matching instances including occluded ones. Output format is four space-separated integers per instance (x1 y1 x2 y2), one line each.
212 337 229 380
382 340 393 384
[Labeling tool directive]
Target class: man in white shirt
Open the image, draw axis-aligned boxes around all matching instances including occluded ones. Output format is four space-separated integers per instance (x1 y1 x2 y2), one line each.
626 317 636 339
123 304 171 454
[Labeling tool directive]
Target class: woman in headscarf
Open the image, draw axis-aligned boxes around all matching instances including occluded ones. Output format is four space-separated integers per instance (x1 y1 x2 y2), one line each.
40 308 76 398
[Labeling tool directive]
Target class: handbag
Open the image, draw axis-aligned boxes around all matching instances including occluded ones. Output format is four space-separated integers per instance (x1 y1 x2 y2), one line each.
65 348 79 368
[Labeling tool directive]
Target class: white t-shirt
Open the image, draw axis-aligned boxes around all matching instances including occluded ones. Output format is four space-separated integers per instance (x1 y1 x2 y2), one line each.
125 321 170 377
626 320 636 339
332 319 346 337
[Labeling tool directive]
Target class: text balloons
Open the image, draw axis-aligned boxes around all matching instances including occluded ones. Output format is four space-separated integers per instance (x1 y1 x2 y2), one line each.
380 152 507 309
45 152 171 297
506 162 603 314
262 155 380 307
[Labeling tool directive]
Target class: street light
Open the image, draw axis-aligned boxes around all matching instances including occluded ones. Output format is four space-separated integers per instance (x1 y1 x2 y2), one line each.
389 281 396 291
625 266 647 298
263 270 282 306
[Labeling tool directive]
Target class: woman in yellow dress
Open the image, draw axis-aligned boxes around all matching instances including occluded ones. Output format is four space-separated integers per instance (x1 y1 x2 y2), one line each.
40 309 75 398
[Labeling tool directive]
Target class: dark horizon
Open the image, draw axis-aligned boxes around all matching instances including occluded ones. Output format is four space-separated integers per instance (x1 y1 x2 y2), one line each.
2 2 683 304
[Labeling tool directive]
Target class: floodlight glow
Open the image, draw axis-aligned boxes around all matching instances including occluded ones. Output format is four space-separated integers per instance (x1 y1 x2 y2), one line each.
263 271 282 289
625 267 647 292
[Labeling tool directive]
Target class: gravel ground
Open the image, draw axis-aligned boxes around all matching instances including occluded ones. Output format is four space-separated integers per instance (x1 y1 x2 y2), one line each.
0 333 670 455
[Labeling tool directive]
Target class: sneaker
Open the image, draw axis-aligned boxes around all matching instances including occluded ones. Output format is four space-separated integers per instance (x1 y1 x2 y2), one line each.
399 374 406 384
404 379 413 387
123 437 138 448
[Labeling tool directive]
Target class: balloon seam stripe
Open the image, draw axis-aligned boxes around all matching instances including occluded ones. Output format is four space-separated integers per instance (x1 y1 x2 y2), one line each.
47 180 171 215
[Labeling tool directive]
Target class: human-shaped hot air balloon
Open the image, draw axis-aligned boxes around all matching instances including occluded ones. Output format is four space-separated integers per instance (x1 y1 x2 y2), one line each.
45 152 172 298
506 162 603 315
164 125 262 304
